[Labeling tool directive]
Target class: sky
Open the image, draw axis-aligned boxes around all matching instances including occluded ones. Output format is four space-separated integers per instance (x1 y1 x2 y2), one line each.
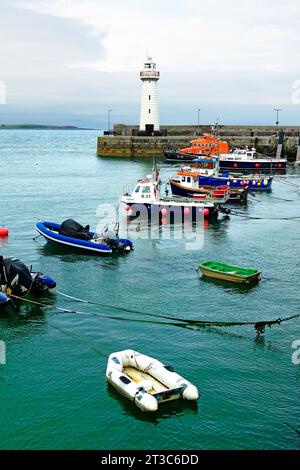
0 0 300 128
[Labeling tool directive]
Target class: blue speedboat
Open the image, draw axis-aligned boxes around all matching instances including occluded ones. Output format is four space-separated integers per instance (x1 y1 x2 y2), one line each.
36 220 134 255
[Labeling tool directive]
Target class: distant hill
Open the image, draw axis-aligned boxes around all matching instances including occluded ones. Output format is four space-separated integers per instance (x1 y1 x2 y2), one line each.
0 124 97 130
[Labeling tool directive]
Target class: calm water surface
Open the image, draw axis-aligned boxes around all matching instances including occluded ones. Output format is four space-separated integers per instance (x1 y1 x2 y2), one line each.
0 130 299 450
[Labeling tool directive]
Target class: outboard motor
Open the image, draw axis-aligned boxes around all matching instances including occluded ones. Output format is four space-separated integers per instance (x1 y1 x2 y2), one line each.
0 256 56 297
30 273 56 296
101 223 131 254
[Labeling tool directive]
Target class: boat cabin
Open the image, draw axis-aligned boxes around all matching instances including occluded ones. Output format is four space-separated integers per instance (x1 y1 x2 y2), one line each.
224 148 257 160
127 178 159 203
180 133 229 156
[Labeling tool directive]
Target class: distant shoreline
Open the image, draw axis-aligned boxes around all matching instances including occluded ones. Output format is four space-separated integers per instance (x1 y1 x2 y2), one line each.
0 124 98 130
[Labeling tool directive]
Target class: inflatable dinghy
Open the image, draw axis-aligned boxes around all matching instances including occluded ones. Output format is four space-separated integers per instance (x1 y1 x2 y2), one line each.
36 220 133 255
106 350 199 412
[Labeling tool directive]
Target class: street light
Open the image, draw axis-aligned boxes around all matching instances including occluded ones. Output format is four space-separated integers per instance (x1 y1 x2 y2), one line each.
108 109 112 135
274 108 282 126
197 108 201 135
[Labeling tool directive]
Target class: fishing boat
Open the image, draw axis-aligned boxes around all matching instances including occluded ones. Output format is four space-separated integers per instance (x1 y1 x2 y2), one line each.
122 170 229 222
35 220 134 255
187 159 273 191
199 261 261 284
165 139 287 173
106 349 199 412
218 148 287 173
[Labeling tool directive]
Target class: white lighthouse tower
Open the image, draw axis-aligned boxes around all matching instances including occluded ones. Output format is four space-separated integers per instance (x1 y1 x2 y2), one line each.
139 57 160 134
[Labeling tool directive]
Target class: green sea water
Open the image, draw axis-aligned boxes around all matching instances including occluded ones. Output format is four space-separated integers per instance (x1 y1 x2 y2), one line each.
0 130 299 450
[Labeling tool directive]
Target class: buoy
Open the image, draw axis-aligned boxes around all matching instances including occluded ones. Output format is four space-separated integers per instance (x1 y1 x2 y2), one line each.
184 207 190 215
0 227 8 237
233 163 238 168
124 205 130 212
255 163 260 168
252 180 256 185
203 208 210 217
278 163 282 168
161 208 168 216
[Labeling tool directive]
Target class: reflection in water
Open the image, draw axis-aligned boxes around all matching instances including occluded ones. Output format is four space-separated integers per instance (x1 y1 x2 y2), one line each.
199 275 260 295
36 243 123 269
106 385 198 423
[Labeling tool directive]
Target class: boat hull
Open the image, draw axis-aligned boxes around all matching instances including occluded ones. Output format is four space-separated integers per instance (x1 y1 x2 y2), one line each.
219 159 286 173
123 201 219 222
197 175 272 191
170 179 248 204
200 267 260 284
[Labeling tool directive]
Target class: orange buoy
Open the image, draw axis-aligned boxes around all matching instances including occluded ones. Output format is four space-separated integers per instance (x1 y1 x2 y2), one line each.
0 227 9 237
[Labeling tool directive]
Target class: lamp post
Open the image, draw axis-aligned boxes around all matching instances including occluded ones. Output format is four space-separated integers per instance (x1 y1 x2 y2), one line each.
274 108 282 126
197 108 201 136
108 109 112 135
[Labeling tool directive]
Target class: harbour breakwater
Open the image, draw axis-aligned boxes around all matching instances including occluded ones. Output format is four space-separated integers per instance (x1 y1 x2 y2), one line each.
97 124 300 159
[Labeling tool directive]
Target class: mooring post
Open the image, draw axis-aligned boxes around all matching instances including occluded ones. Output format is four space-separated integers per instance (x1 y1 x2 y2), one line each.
296 136 300 164
276 131 285 159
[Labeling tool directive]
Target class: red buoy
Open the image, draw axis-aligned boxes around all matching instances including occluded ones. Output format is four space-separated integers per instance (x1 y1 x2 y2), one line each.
203 208 210 217
161 208 168 216
0 227 9 237
278 163 282 168
233 163 238 168
184 207 190 215
255 163 260 168
124 205 130 212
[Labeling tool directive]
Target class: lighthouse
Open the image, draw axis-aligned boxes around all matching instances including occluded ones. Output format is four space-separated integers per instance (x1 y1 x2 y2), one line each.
139 57 160 134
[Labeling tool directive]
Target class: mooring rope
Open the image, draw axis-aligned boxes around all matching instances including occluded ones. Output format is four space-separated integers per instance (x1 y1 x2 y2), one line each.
10 293 300 335
55 291 299 335
220 208 300 220
274 177 300 189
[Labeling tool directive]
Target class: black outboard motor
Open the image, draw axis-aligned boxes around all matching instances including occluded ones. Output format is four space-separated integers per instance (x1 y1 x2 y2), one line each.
0 256 56 297
101 224 130 254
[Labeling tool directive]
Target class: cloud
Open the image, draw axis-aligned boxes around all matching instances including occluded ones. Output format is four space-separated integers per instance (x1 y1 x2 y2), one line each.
1 0 300 124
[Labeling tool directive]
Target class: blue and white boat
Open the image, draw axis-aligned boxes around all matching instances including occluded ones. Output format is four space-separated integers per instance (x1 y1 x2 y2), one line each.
170 159 273 199
36 220 134 255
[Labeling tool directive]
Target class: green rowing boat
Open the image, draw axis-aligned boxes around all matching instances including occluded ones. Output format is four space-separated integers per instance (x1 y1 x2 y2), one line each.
199 261 261 284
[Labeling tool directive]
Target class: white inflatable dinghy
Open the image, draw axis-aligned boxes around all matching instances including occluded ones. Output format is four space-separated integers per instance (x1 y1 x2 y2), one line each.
106 349 199 412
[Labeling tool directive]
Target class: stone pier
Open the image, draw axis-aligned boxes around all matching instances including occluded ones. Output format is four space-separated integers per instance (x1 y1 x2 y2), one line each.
97 124 300 160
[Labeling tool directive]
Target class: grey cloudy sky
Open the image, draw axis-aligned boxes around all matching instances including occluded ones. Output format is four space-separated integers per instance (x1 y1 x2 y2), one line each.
1 0 300 127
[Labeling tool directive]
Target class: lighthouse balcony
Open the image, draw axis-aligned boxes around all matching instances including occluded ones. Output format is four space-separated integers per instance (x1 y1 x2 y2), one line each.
140 71 160 80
